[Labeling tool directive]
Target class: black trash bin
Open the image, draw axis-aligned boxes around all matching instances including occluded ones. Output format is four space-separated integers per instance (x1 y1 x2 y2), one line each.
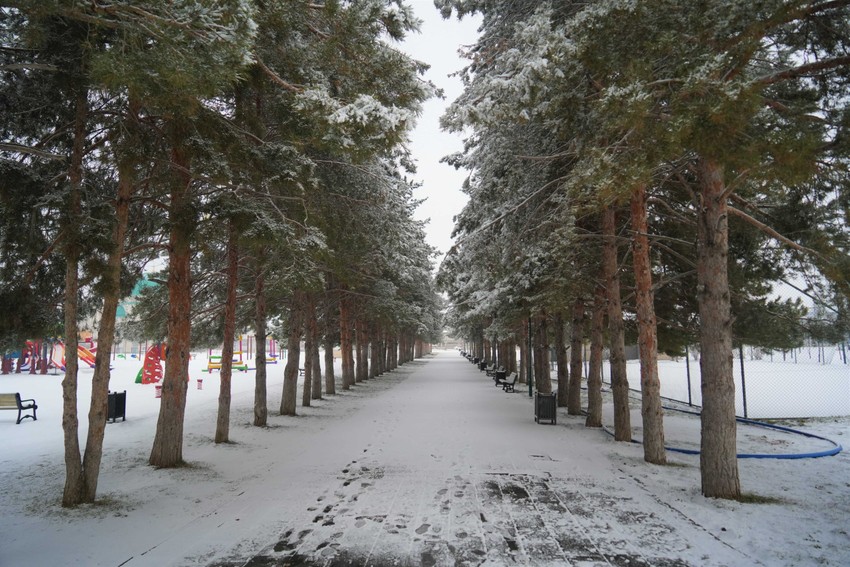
534 392 556 425
107 390 126 423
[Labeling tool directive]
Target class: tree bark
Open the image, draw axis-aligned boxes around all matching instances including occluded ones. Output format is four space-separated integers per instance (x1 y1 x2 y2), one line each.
150 125 193 468
518 324 528 384
281 293 302 416
81 155 133 501
533 314 551 393
323 289 336 395
339 291 354 389
603 205 631 442
324 332 336 395
61 84 87 506
355 319 367 382
369 323 379 378
631 184 666 464
389 334 398 369
302 295 314 406
310 328 322 400
586 281 606 428
554 314 569 407
253 250 268 426
568 297 585 416
215 219 239 443
696 157 740 499
310 302 322 400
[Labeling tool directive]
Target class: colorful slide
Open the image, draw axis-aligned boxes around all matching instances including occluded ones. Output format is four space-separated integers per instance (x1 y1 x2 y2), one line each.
50 342 66 371
48 341 97 370
18 340 37 371
135 344 165 384
77 344 97 368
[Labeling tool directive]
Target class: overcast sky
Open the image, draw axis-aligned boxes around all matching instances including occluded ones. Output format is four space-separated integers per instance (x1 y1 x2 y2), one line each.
398 2 481 266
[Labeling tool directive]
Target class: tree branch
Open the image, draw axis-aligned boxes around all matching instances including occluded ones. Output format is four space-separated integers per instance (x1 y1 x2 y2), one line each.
23 228 66 286
757 55 850 86
0 142 65 160
727 206 822 258
122 242 169 257
254 56 303 93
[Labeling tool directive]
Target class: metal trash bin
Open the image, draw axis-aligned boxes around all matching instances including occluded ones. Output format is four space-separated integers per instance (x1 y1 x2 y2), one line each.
107 390 126 423
534 392 556 425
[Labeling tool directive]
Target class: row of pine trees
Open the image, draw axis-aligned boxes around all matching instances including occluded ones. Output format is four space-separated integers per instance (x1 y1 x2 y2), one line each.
0 2 442 507
436 0 850 499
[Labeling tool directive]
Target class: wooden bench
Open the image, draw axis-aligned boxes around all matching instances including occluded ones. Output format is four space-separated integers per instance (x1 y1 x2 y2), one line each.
0 393 38 424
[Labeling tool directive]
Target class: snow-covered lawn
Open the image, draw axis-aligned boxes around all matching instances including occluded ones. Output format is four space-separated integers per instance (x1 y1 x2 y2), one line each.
0 350 848 566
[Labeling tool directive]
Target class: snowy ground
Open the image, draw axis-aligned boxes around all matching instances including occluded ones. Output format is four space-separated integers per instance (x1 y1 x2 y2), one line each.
0 350 848 566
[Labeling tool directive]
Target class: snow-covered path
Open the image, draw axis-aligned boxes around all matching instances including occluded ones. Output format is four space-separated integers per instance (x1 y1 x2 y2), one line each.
2 350 848 567
205 353 764 567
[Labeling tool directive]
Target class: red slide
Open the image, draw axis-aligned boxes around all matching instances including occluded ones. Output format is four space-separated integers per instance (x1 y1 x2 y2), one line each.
135 344 164 384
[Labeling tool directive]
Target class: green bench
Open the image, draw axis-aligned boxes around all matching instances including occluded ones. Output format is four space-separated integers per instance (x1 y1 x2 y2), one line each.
0 393 38 424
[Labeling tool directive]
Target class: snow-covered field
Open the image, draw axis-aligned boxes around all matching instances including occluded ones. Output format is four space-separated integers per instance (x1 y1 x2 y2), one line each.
607 355 850 419
0 350 848 566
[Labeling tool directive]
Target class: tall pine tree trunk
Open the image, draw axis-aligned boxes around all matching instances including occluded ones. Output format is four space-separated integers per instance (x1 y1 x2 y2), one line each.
281 294 302 416
603 205 631 442
697 158 740 499
253 251 268 426
81 156 133 501
568 297 585 416
323 289 336 395
311 331 322 400
215 219 239 443
302 295 314 406
518 324 528 384
586 281 606 428
369 324 379 378
339 291 354 389
324 333 336 395
150 124 193 468
533 314 551 393
554 314 569 407
631 184 666 464
389 334 398 370
355 319 366 382
61 85 88 506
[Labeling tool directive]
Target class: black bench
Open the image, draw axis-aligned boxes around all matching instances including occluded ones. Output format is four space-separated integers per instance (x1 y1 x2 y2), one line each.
0 393 37 424
486 365 503 377
500 373 518 392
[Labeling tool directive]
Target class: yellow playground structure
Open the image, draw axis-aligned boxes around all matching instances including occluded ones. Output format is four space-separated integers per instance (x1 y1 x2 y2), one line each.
206 335 279 373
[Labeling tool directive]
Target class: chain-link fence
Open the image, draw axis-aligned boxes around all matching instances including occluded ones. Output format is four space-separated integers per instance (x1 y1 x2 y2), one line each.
598 344 849 419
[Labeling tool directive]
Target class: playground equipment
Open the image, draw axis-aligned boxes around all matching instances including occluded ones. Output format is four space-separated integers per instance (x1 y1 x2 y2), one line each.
207 336 249 373
77 344 97 368
244 335 279 365
45 341 97 371
267 337 279 363
16 341 40 373
135 343 165 384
